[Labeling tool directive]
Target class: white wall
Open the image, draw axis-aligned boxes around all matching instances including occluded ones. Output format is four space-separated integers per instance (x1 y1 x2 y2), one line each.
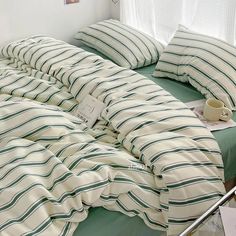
0 0 111 47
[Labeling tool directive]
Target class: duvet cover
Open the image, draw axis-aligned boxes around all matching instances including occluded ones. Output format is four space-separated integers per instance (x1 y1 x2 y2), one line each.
0 36 225 235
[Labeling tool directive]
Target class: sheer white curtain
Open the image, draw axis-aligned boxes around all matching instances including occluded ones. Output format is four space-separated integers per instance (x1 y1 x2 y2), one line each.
120 0 236 45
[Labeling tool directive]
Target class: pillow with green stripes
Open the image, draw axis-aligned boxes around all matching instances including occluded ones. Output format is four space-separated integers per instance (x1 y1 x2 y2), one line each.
153 27 236 110
74 19 164 69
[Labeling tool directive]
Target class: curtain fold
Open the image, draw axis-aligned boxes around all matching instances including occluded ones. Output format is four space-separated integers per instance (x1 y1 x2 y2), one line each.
120 0 236 45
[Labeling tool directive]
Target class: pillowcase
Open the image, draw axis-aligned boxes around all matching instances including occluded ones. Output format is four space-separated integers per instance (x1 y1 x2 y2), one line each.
153 26 236 110
74 19 164 69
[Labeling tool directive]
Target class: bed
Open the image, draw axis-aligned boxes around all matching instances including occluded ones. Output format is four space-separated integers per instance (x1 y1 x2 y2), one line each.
82 45 236 183
0 36 231 236
73 45 236 236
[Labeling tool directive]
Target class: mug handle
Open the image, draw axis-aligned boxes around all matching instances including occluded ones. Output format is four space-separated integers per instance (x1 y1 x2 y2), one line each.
220 107 233 121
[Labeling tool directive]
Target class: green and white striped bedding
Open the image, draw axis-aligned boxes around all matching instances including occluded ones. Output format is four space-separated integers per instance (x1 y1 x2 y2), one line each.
74 19 164 69
153 27 236 110
0 36 225 236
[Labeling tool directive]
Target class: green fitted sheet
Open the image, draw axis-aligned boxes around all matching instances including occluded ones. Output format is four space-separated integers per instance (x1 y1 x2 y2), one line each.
72 45 236 236
73 208 164 236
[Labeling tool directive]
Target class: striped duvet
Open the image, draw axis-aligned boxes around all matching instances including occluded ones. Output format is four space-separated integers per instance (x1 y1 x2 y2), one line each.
0 36 225 235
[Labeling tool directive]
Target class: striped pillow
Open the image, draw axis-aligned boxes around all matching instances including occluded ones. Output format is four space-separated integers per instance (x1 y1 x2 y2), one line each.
153 27 236 110
74 19 164 69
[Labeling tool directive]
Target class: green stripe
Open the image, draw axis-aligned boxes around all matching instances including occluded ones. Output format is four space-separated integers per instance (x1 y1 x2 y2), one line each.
150 146 221 163
162 162 216 172
167 176 222 189
169 192 223 206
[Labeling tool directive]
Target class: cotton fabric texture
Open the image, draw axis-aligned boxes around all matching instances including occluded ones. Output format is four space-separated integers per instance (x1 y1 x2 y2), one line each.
153 27 236 110
74 19 164 69
0 36 225 236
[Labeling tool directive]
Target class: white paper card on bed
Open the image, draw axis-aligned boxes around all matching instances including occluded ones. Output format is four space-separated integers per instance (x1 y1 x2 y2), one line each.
77 94 105 128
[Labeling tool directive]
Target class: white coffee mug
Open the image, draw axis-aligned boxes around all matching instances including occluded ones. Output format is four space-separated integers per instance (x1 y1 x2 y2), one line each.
203 98 232 122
